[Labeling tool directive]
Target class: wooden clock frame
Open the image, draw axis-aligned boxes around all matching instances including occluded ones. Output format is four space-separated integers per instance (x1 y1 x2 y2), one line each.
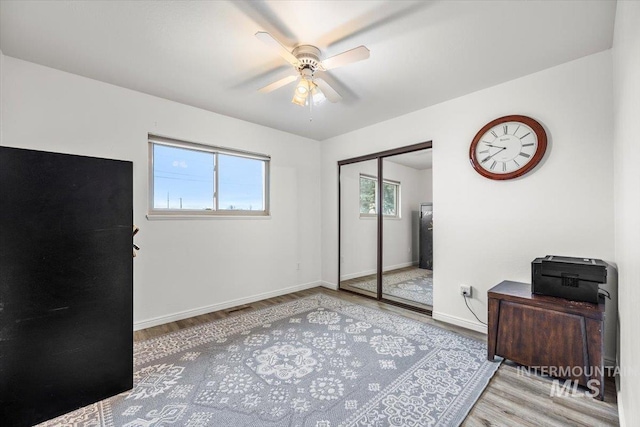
469 115 547 180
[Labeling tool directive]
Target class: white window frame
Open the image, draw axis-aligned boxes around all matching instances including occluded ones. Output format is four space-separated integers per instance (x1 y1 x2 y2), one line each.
359 174 400 219
147 134 270 218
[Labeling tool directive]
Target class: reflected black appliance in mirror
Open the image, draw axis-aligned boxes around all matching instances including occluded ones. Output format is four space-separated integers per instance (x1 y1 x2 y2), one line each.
419 203 433 270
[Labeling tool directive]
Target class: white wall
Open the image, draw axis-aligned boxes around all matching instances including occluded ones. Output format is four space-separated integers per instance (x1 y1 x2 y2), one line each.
419 168 433 203
612 1 640 425
339 160 378 280
1 56 322 330
321 52 616 362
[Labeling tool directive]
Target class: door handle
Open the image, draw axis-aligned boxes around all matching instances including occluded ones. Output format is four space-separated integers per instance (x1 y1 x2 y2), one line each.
133 225 140 257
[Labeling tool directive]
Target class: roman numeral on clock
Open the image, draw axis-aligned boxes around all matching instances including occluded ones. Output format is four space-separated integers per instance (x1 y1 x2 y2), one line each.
519 152 531 158
490 160 497 170
519 132 531 140
522 143 534 147
503 125 508 135
491 130 498 138
502 162 506 172
479 149 489 154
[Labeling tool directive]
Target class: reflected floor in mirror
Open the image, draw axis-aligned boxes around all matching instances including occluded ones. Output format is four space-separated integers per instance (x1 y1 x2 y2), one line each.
340 266 433 310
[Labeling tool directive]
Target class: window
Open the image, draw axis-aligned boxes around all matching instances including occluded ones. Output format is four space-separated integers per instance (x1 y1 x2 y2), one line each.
359 174 400 218
149 135 269 216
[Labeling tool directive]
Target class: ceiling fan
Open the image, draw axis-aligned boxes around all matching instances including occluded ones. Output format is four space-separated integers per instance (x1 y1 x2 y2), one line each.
255 31 370 107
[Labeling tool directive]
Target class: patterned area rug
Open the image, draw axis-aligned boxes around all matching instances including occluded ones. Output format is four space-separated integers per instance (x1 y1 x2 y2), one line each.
38 294 499 427
350 269 433 306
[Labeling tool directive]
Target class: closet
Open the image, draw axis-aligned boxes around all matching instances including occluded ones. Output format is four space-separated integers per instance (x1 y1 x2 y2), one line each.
338 142 433 312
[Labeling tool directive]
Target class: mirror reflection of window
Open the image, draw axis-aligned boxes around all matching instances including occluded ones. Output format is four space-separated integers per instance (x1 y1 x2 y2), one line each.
359 174 400 218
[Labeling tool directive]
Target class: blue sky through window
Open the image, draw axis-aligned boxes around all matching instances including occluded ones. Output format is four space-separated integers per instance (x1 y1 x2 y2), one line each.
153 145 214 209
218 154 264 210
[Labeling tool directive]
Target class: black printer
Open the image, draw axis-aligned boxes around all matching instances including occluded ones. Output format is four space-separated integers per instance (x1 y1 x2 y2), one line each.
531 255 607 303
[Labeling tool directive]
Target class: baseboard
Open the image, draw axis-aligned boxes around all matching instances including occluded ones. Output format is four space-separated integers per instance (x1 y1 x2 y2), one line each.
320 281 338 290
605 356 616 368
340 269 375 281
133 280 322 331
382 261 415 272
340 261 416 281
432 310 488 334
616 377 626 427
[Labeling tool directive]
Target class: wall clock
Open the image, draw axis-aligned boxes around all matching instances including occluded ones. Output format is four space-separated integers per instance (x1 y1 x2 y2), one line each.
469 115 547 180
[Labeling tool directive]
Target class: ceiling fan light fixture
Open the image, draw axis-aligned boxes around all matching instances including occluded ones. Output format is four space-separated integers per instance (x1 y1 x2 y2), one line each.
292 93 307 106
295 78 311 95
312 85 326 105
255 32 369 110
293 78 318 106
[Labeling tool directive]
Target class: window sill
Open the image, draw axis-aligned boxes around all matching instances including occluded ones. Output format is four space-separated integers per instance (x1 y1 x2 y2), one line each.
146 214 271 220
359 215 401 220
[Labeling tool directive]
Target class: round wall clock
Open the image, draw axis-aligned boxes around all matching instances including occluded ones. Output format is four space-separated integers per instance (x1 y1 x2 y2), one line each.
469 115 547 180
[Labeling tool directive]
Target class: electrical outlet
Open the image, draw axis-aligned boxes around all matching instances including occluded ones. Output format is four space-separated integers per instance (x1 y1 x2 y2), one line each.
460 284 472 297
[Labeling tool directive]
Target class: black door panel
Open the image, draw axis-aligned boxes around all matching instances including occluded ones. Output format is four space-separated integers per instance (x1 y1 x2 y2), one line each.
0 147 133 426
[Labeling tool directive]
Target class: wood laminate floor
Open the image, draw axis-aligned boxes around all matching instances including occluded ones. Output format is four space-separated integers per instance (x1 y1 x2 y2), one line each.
134 287 619 427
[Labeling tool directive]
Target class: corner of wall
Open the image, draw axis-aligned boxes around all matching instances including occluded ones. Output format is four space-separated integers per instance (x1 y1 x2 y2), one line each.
612 1 640 425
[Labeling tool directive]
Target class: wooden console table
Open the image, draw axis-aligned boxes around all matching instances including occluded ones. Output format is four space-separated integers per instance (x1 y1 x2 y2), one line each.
488 280 605 400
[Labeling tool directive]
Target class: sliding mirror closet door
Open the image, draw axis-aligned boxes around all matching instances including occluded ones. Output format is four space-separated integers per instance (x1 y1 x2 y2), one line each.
339 159 378 297
382 150 433 310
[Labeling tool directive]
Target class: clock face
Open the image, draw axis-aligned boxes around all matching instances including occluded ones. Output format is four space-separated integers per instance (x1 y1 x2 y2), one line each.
469 115 547 180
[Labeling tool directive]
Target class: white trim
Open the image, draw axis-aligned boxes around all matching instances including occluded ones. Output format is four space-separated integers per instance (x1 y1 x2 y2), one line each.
148 135 271 218
146 214 271 220
133 281 321 331
148 133 270 161
616 375 626 426
340 268 376 281
320 281 339 290
383 261 417 272
340 261 416 281
432 310 488 334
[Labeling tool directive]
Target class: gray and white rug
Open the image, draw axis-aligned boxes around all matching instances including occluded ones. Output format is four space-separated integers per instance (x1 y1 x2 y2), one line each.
38 294 499 427
350 269 433 306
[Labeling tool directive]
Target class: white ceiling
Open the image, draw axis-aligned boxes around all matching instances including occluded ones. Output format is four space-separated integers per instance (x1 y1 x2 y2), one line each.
0 1 616 141
386 149 433 170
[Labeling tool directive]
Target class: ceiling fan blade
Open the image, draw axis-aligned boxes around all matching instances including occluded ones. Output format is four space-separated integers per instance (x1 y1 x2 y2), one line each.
321 46 370 70
258 75 298 93
255 31 299 67
314 77 342 103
